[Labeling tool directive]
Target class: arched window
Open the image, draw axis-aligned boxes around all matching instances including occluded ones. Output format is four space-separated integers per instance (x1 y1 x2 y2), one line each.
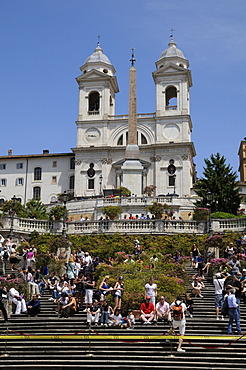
34 167 42 181
33 186 41 200
116 132 148 146
50 195 57 203
166 86 177 110
69 175 75 190
70 157 75 170
88 91 100 112
0 198 5 205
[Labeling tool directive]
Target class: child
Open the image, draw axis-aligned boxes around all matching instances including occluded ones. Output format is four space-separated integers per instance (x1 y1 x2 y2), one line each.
184 292 194 318
126 309 135 330
110 308 122 326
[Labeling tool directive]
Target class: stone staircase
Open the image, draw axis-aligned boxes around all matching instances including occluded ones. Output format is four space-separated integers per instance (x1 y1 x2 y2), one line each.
0 262 246 369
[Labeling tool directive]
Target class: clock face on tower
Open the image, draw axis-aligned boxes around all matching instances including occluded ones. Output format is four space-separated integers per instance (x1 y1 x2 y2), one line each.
84 128 100 143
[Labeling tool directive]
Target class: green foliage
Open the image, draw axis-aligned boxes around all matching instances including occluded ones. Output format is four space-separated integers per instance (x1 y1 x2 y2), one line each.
194 153 241 215
19 199 48 219
193 207 209 221
211 211 238 219
102 206 122 220
146 202 171 219
49 205 67 220
0 199 25 216
118 187 131 196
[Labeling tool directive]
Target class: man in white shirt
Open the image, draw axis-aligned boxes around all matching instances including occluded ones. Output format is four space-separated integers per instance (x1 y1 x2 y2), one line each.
9 287 27 315
227 289 242 335
155 296 171 323
213 272 226 320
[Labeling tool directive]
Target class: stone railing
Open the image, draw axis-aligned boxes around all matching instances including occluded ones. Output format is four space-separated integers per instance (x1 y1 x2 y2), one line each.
0 216 245 237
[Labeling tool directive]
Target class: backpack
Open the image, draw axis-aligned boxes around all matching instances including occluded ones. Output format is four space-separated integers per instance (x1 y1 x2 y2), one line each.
173 303 183 321
221 296 229 317
3 251 8 260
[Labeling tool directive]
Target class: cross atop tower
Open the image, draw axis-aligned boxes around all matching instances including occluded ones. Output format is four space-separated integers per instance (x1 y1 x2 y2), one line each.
130 48 136 67
170 28 175 40
97 35 101 46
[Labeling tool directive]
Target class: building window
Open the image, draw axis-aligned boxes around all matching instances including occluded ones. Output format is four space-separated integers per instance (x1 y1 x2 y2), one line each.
0 199 5 205
70 157 75 170
165 86 177 110
0 164 6 170
16 177 24 186
169 175 176 187
88 91 100 113
33 186 41 200
117 132 148 146
69 175 74 190
52 161 57 168
16 163 23 169
51 176 57 184
50 195 57 203
88 179 94 190
34 167 42 181
0 179 7 186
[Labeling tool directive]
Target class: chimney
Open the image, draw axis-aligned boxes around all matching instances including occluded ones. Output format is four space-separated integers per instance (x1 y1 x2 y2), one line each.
43 150 49 154
8 149 12 156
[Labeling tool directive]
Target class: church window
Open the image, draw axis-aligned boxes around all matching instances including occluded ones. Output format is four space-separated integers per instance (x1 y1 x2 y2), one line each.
117 135 123 145
70 157 75 170
69 175 75 190
34 167 42 181
0 198 5 205
179 64 184 68
33 186 41 200
169 175 176 186
103 69 108 74
87 163 95 178
52 161 57 168
88 91 100 112
141 133 147 145
109 96 113 106
166 86 177 110
88 179 94 190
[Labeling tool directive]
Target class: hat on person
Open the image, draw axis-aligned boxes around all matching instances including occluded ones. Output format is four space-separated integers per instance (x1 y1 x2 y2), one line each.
243 269 246 272
215 273 221 278
85 252 89 255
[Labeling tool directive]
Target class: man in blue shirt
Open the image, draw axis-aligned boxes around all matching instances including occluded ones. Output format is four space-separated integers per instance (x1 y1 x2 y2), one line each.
227 289 242 335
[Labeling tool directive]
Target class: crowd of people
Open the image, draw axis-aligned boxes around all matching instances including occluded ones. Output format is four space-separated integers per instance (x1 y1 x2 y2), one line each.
0 232 246 352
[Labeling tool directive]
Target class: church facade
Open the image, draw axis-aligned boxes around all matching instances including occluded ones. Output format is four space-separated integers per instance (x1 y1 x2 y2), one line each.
0 39 197 217
73 39 196 198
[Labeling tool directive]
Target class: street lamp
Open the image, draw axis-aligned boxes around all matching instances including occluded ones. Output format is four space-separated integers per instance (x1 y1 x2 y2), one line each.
8 195 18 237
207 191 213 236
99 174 103 197
60 191 69 237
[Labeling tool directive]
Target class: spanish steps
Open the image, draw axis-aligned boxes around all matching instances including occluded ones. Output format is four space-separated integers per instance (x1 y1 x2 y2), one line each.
0 261 245 369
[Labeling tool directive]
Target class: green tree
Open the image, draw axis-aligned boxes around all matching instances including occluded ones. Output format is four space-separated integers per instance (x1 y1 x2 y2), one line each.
49 205 67 220
102 206 122 220
146 202 171 219
0 199 25 216
21 199 48 219
194 153 241 215
118 187 131 196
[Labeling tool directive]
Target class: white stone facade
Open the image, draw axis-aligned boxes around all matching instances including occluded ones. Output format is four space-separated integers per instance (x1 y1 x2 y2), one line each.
0 39 197 218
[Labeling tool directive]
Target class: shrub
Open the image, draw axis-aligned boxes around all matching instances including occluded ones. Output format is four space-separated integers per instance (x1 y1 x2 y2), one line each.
211 212 238 219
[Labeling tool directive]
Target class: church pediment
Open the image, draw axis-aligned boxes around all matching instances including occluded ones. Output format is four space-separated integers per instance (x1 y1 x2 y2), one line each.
153 63 186 76
76 69 112 82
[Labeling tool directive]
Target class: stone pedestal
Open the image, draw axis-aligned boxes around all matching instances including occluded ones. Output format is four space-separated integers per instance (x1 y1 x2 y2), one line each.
122 158 143 196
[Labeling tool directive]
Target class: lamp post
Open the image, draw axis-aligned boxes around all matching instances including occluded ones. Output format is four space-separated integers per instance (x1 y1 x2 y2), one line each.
99 174 103 197
207 191 213 236
8 195 18 237
60 191 69 237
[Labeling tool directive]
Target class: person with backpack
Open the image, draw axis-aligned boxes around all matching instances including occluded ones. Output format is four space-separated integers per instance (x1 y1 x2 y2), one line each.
1 247 9 276
170 296 187 352
213 272 226 320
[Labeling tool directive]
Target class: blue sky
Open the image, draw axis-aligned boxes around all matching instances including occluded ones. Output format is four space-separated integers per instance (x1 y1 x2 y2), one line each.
0 0 245 178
